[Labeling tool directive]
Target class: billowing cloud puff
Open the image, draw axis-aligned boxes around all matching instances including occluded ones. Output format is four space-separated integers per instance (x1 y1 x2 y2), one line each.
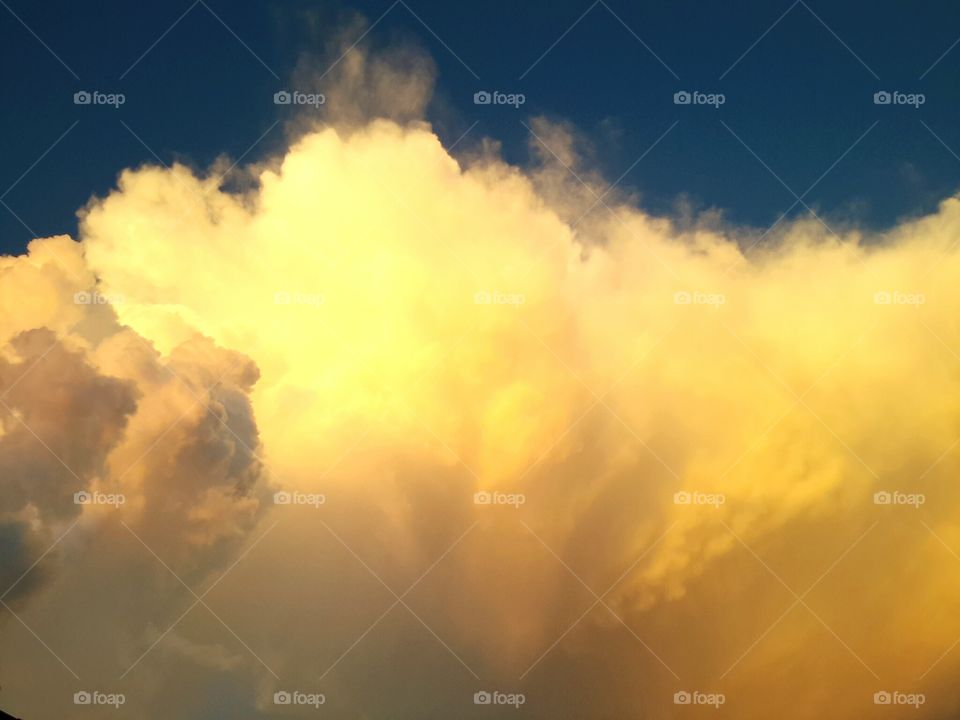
0 237 267 697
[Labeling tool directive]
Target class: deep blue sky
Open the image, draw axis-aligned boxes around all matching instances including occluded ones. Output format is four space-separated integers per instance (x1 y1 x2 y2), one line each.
2 0 960 256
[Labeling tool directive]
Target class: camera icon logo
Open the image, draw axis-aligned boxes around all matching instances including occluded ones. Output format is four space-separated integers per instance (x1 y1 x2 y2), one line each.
474 691 492 705
73 291 92 305
74 490 92 505
874 691 891 705
673 291 692 305
673 91 692 105
273 491 292 505
274 691 292 705
74 691 92 705
873 91 892 105
673 491 692 505
674 691 692 704
473 491 492 505
274 91 292 105
274 291 292 305
474 91 492 105
74 91 92 105
474 290 491 305
873 491 892 505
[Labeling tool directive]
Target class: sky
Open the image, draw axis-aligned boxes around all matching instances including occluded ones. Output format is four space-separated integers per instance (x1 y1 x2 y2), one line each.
4 2 960 719
4 0 960 256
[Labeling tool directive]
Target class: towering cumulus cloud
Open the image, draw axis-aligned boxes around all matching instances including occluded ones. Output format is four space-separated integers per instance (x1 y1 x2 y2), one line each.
3 51 960 720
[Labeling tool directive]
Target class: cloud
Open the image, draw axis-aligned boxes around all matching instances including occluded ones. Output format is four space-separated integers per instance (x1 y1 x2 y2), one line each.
0 237 267 692
3 46 960 720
